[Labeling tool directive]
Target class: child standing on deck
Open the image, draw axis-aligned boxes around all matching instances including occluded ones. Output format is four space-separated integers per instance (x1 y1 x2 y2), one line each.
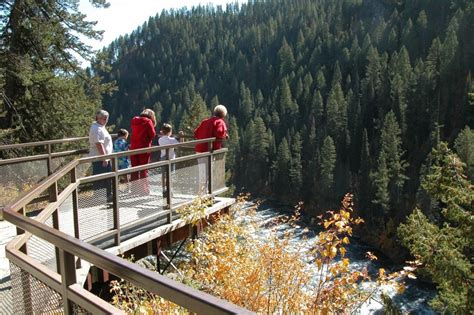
158 123 180 160
113 129 130 189
158 123 182 198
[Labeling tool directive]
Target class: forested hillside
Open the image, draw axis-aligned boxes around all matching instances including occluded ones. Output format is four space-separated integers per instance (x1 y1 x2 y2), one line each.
95 0 474 257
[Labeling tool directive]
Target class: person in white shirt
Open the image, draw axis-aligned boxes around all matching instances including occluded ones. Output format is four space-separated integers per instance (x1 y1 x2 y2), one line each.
158 123 180 160
88 109 113 200
158 123 182 198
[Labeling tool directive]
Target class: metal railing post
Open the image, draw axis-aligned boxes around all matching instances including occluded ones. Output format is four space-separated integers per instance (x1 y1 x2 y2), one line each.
207 142 213 195
59 249 77 314
16 206 26 236
47 143 53 175
166 148 172 224
50 181 61 273
112 157 120 246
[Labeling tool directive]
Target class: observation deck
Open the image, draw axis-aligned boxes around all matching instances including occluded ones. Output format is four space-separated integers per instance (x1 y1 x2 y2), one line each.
0 136 251 314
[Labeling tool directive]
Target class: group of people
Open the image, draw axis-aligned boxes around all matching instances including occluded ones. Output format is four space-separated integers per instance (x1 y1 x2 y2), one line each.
88 105 228 197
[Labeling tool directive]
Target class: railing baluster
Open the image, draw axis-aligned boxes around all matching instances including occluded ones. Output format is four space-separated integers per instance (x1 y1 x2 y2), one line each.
166 148 172 224
112 157 120 246
70 167 81 268
208 142 213 195
47 143 53 176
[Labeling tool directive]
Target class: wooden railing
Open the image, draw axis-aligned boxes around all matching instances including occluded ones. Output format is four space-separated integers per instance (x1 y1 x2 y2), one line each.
1 137 252 314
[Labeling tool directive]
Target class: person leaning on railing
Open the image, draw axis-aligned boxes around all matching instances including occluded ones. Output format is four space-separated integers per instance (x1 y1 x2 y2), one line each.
194 105 229 152
194 105 229 193
88 109 113 201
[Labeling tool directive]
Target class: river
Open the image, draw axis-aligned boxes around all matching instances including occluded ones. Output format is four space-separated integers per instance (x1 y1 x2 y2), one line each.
249 202 437 314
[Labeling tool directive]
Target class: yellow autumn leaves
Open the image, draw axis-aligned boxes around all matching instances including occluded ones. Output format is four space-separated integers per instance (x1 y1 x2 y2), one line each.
111 193 416 314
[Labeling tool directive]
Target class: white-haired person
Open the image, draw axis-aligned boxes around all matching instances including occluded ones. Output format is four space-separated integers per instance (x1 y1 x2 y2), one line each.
194 105 229 193
194 105 228 152
88 109 113 200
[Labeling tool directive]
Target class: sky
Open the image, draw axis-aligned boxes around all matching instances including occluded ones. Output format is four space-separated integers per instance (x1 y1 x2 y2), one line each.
79 0 239 52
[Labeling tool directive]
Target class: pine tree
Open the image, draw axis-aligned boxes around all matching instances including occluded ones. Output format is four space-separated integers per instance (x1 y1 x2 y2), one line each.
426 38 442 84
245 116 270 191
416 10 428 55
271 138 291 197
365 46 381 101
289 132 303 200
226 117 240 172
379 111 408 205
303 121 317 201
238 82 254 123
319 136 336 199
390 46 411 134
326 82 347 148
315 69 327 92
278 77 298 128
1 0 110 142
398 143 473 313
180 94 210 133
358 129 371 215
308 90 323 126
440 17 459 76
331 61 342 87
371 151 390 214
454 126 474 180
277 37 295 76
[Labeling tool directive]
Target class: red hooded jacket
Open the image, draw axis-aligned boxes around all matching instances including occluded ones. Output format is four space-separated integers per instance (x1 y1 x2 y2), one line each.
194 116 228 152
130 116 156 150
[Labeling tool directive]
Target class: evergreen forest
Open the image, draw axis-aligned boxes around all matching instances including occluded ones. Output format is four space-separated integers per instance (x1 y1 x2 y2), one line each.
93 0 473 260
1 0 473 312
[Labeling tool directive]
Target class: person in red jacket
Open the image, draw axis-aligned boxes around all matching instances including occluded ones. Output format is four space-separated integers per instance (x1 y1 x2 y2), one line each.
194 105 228 152
130 108 157 195
194 105 228 193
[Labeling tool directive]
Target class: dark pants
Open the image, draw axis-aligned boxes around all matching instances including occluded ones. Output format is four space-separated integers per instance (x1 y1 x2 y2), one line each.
92 161 112 201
